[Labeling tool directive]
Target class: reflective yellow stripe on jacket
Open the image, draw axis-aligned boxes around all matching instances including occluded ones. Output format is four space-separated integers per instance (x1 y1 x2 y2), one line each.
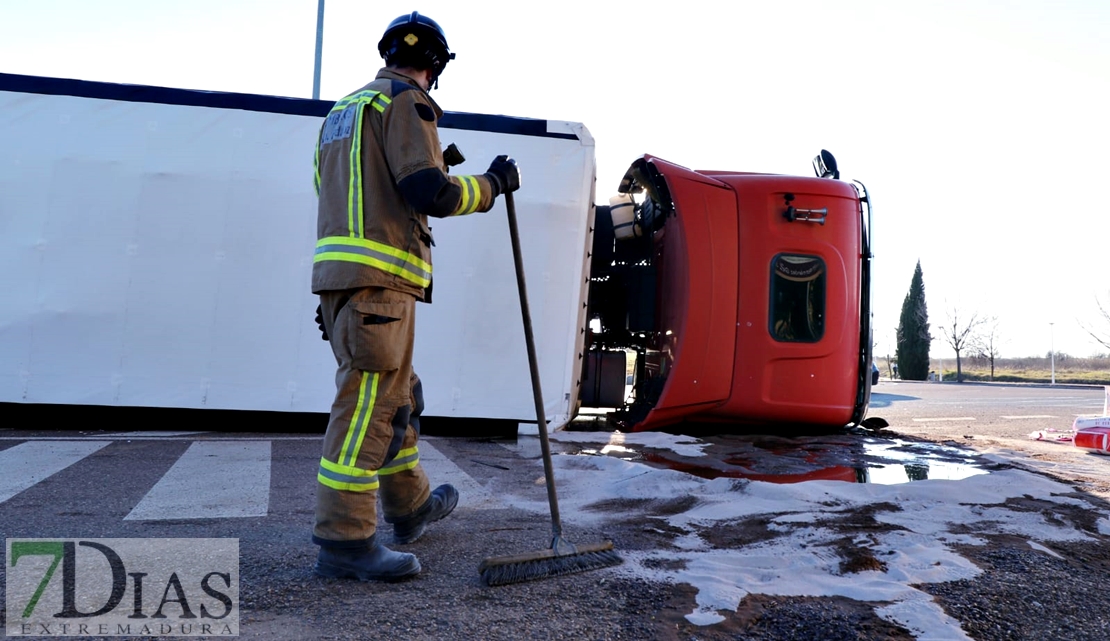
314 90 391 204
314 236 432 289
450 175 483 216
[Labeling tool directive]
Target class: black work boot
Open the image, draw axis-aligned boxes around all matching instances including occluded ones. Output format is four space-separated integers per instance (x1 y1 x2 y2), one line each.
389 484 459 545
315 535 421 582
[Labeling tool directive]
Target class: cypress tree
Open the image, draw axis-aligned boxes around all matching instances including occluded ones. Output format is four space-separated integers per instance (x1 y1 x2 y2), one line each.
896 261 931 380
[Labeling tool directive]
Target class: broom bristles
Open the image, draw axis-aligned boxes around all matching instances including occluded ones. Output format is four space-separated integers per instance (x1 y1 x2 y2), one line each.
479 540 622 586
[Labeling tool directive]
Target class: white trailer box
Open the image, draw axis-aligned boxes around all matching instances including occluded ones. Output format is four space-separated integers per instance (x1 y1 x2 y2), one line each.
0 73 595 425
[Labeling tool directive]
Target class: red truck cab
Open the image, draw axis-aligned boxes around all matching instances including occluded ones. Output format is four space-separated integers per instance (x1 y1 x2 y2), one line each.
581 152 874 432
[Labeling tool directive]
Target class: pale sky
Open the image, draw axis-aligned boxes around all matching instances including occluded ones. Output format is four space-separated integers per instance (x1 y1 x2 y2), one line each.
3 0 1108 358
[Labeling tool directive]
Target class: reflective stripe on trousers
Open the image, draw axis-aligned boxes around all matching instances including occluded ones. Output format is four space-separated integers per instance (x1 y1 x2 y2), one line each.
316 370 422 492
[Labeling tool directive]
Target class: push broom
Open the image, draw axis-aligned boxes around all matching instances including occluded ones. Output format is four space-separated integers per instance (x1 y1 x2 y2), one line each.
478 191 622 586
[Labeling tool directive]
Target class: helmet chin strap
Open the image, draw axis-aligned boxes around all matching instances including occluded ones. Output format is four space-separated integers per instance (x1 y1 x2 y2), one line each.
429 53 453 91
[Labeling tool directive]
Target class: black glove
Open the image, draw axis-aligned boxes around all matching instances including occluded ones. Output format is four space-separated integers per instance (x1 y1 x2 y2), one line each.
484 155 521 197
314 304 328 341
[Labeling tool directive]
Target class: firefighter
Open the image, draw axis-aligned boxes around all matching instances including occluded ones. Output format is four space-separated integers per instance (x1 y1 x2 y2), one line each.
310 11 521 581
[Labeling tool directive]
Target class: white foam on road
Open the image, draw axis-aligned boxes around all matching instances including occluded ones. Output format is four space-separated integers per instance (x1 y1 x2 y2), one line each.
549 430 711 457
506 430 711 459
1026 540 1064 559
877 593 974 641
494 452 1110 639
125 441 271 520
0 441 112 504
419 438 501 510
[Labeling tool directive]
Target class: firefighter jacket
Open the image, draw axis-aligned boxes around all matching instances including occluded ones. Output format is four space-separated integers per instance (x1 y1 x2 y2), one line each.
312 68 498 299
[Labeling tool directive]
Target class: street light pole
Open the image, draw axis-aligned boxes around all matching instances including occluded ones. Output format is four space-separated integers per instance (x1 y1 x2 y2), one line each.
312 0 325 100
1050 322 1055 385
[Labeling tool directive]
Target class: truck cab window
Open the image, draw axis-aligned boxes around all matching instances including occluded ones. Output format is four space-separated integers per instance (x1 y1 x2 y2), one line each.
769 254 826 343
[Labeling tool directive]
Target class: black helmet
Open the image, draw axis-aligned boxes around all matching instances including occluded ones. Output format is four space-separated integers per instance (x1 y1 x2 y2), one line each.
377 12 455 80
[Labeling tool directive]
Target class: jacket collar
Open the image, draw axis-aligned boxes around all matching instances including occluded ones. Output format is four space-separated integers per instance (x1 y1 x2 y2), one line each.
375 68 443 117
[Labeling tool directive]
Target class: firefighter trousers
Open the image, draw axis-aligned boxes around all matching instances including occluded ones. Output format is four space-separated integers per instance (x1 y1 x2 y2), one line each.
312 286 431 547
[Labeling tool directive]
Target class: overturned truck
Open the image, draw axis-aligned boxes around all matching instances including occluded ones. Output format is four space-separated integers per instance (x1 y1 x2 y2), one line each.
0 72 873 433
582 152 875 432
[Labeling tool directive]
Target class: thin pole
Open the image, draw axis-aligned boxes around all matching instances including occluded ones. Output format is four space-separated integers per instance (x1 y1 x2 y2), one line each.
312 0 325 100
1050 322 1055 385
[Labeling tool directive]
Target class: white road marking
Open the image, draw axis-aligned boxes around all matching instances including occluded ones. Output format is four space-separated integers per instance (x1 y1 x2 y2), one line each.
125 441 271 520
912 417 976 422
420 438 501 510
99 431 208 438
1000 415 1057 420
0 436 322 442
0 441 112 504
925 398 1100 406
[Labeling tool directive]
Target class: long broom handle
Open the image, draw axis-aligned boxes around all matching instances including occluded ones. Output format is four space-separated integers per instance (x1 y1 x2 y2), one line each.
505 191 563 538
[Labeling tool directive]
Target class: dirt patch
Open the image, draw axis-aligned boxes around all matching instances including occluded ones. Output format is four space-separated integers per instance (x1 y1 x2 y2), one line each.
694 502 909 553
697 513 792 549
642 557 687 572
585 495 699 517
646 495 701 516
828 502 906 529
608 516 690 551
650 585 916 641
834 537 889 574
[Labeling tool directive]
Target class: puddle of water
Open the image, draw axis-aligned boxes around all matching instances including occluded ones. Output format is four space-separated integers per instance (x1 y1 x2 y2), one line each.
860 439 988 484
574 443 643 460
521 432 991 485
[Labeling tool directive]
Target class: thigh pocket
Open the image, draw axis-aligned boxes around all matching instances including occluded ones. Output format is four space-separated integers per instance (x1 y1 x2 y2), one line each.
347 301 408 372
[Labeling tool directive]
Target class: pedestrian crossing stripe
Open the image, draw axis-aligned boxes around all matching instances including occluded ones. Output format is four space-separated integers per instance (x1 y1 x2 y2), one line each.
418 438 499 510
125 441 272 520
0 438 501 518
0 441 112 504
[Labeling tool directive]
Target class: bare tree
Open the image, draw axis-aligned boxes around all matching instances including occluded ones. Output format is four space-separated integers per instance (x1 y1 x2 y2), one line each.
1079 292 1110 351
973 316 1004 381
939 306 985 382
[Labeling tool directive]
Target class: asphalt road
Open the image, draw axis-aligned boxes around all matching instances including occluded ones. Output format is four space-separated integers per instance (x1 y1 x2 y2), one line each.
870 379 1106 426
869 380 1110 498
1 386 1109 640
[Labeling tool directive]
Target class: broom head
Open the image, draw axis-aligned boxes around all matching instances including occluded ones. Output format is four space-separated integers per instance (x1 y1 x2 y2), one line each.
479 538 621 586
